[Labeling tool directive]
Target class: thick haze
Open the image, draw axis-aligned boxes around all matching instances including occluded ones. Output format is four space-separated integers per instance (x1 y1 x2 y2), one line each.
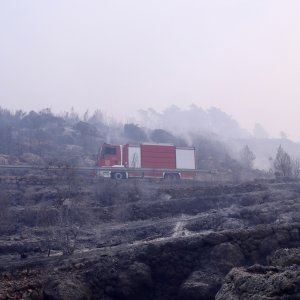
1 1 300 140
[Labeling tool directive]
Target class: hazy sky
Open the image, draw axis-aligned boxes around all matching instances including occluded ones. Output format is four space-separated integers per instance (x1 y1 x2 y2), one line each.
1 1 300 140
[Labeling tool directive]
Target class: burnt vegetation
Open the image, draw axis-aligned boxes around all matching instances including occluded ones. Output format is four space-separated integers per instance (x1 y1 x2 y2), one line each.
2 172 300 299
1 107 300 299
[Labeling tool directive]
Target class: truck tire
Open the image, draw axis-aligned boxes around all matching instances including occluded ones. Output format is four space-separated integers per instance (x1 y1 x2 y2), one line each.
112 172 125 180
164 173 180 180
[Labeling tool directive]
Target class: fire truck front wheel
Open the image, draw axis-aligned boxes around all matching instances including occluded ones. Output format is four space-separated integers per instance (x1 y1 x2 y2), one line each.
112 172 126 180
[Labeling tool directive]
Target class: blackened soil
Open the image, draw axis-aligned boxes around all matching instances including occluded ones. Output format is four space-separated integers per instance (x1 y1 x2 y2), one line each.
1 174 300 299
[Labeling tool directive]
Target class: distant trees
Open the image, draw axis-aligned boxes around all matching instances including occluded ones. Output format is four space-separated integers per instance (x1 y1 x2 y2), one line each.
74 121 98 137
273 145 292 177
0 125 13 154
292 158 300 178
239 145 256 169
0 107 107 161
124 123 148 142
88 109 106 129
271 145 300 179
192 135 236 171
150 129 179 144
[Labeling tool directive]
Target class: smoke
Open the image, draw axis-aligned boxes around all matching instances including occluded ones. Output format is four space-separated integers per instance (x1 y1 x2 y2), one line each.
137 105 251 140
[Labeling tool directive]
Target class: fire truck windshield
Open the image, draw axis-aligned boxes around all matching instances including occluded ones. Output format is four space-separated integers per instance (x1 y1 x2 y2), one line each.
102 146 117 156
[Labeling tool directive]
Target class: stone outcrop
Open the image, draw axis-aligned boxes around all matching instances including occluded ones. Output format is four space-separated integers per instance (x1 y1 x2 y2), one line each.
216 248 300 299
216 264 300 300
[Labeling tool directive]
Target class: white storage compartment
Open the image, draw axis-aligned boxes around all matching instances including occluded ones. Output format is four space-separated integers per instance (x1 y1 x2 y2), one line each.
176 148 195 169
128 145 141 168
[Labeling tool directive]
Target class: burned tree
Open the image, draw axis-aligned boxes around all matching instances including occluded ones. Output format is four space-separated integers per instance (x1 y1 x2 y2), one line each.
40 164 83 256
292 158 300 178
273 145 292 177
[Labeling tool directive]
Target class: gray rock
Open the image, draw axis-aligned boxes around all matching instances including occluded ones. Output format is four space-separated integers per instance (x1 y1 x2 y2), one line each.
216 264 300 300
179 271 222 300
269 248 300 267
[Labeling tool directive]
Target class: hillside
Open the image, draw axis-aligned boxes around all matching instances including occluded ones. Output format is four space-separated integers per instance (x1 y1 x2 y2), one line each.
1 107 300 299
1 172 300 299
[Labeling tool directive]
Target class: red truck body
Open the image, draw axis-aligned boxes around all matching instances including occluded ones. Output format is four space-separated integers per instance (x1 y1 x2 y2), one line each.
96 143 196 179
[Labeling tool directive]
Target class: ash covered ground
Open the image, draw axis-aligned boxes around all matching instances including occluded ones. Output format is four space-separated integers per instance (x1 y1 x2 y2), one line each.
1 171 300 299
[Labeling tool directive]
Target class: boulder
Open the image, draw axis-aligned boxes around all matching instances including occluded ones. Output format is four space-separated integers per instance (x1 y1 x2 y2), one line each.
216 264 300 300
179 271 222 300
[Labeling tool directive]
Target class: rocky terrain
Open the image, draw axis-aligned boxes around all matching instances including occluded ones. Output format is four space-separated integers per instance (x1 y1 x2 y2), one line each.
0 169 300 299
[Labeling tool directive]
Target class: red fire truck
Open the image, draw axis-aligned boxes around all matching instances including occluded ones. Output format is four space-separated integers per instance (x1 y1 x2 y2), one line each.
96 143 196 179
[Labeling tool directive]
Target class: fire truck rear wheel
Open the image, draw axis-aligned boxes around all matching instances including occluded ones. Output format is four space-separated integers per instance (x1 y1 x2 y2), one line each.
164 173 180 180
112 172 125 180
